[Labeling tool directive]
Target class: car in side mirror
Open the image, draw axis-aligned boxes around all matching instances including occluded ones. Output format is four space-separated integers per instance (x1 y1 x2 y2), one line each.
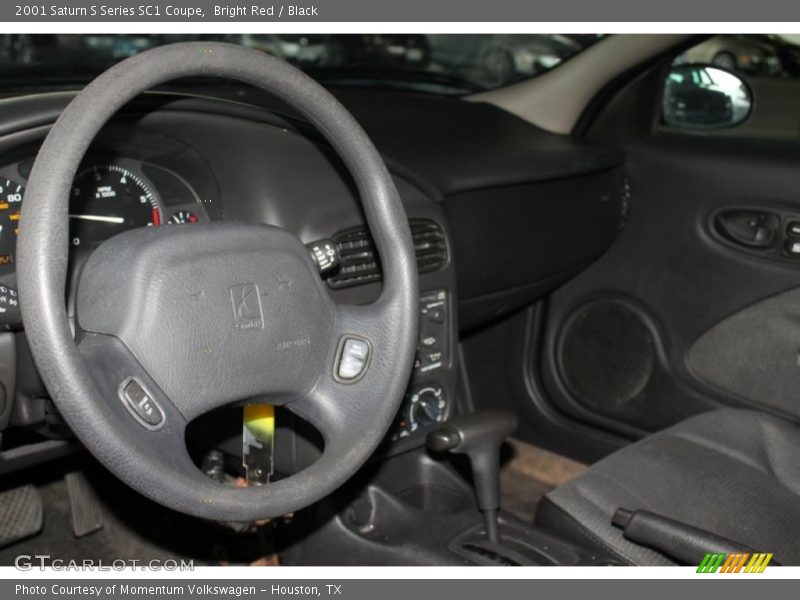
662 64 753 129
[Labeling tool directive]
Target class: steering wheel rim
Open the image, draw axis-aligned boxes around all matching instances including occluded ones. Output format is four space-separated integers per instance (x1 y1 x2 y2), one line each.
17 42 419 521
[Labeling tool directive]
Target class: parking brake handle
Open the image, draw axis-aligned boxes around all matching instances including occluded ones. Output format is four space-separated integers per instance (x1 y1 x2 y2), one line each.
427 410 517 543
611 507 775 566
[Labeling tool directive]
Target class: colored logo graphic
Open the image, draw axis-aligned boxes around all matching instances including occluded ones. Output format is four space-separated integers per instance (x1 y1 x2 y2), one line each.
697 552 773 573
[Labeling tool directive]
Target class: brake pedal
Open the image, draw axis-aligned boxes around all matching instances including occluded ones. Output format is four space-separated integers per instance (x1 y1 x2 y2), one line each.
0 484 43 549
65 471 104 538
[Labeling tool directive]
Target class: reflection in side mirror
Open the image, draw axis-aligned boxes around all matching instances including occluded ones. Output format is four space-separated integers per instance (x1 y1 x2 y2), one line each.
662 64 753 129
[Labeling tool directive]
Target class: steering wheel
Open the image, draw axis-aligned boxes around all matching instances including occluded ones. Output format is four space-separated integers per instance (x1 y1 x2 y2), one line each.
17 42 419 521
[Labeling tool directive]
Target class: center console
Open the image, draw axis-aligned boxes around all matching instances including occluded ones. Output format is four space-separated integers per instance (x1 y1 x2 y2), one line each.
392 289 452 441
325 207 462 456
281 433 620 566
282 199 620 566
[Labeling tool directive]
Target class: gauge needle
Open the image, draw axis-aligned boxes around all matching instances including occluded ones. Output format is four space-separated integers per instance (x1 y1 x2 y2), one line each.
68 214 125 224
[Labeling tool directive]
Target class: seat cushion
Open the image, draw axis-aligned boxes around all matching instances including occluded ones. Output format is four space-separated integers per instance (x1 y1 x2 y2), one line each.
536 409 800 565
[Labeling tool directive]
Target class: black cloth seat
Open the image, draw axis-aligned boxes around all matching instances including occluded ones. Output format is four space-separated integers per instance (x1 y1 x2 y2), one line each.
536 409 800 565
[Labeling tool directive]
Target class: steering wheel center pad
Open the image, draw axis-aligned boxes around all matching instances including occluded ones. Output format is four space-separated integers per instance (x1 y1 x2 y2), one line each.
77 222 335 420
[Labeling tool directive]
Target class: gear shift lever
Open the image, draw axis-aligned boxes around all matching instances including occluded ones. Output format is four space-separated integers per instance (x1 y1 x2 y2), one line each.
426 410 517 543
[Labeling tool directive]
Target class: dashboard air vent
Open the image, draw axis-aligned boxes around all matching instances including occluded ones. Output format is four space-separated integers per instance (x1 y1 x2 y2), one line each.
327 219 448 289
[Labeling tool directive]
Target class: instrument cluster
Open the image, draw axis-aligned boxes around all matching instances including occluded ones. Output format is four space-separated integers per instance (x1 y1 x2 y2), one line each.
0 157 210 280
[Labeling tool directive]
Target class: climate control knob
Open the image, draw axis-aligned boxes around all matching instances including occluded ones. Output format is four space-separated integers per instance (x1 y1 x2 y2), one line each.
394 386 447 440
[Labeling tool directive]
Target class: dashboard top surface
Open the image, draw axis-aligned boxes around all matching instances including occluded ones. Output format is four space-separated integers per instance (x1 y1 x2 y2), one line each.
0 87 625 196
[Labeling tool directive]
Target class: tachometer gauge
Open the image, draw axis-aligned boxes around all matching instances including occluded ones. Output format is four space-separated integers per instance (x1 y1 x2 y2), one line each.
0 178 24 271
70 165 162 247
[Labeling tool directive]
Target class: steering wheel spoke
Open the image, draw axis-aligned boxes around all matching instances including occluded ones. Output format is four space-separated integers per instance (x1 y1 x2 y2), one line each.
77 333 184 434
72 332 199 487
287 301 410 449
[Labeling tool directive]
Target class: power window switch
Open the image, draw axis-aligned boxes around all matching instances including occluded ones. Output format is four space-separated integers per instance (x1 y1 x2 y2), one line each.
785 239 800 257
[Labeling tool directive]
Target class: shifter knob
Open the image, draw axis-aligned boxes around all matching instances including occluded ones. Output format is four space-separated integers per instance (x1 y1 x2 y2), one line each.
427 410 517 542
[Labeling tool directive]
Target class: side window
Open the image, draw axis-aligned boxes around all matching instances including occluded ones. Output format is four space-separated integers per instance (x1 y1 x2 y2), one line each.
663 34 800 139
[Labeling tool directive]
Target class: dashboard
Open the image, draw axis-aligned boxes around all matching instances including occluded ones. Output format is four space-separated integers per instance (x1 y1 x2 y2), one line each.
0 91 462 473
0 88 624 478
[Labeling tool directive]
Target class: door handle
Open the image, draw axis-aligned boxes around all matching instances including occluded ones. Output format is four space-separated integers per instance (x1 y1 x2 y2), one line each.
715 210 779 249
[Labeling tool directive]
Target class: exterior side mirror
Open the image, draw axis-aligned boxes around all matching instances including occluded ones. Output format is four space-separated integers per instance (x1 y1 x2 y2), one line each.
662 64 753 129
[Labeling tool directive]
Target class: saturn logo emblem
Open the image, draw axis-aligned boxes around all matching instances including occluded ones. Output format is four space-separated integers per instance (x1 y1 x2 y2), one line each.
230 283 264 332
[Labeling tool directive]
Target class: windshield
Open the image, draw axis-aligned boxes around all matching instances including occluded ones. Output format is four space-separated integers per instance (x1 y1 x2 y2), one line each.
0 34 603 95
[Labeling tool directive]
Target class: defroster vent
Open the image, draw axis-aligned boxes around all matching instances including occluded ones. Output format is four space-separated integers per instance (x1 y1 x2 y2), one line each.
328 219 448 289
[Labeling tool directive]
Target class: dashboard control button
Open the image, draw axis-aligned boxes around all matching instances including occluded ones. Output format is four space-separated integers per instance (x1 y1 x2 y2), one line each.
788 221 800 238
119 377 164 429
416 289 449 374
427 308 445 323
337 337 370 381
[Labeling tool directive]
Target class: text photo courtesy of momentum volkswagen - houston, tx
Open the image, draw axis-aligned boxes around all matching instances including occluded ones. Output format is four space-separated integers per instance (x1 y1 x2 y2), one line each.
0 0 799 597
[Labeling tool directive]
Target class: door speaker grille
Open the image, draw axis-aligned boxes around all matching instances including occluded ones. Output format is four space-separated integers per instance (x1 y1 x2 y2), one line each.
559 302 655 410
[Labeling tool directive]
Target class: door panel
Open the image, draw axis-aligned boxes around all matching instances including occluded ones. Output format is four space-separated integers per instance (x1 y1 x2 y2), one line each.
539 133 800 435
689 287 800 416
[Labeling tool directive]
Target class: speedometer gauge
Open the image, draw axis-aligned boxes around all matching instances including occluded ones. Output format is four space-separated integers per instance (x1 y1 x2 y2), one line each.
0 177 24 271
70 165 162 246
